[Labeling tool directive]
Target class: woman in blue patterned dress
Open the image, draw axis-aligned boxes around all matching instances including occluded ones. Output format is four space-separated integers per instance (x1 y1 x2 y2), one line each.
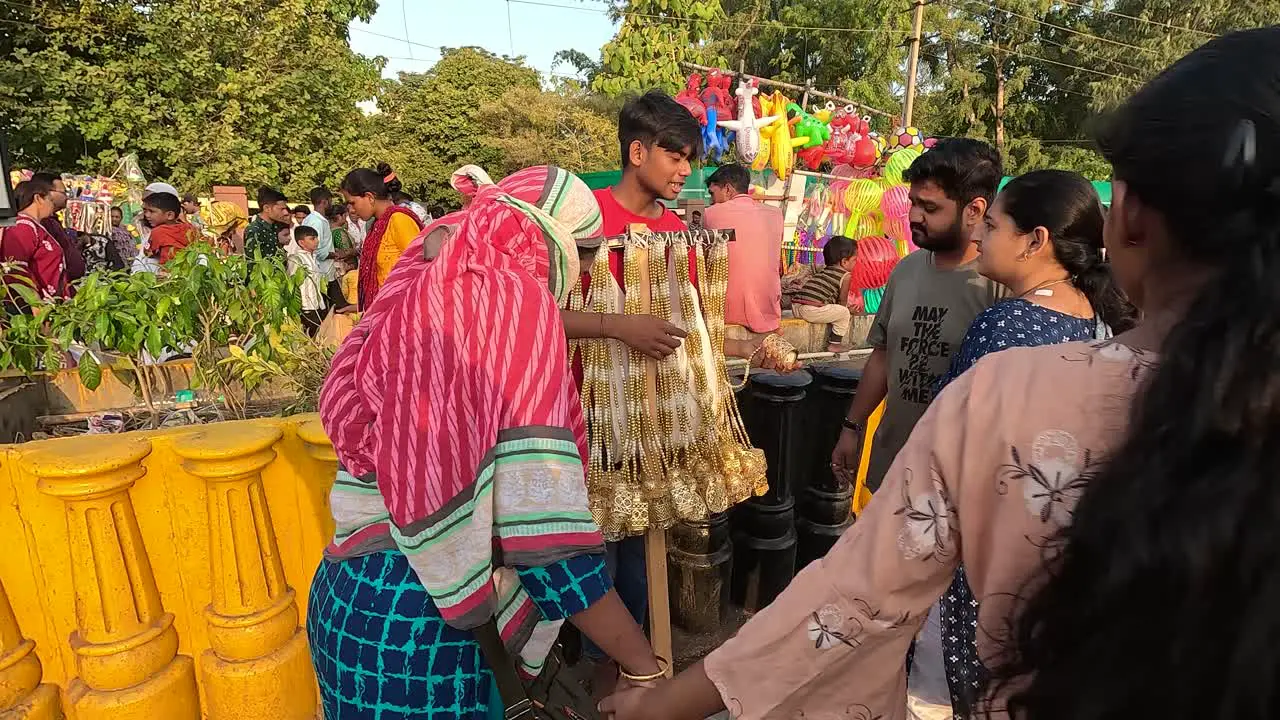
926 170 1138 718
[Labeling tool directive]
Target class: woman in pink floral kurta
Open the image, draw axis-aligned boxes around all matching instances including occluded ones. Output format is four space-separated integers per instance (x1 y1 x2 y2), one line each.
602 28 1280 720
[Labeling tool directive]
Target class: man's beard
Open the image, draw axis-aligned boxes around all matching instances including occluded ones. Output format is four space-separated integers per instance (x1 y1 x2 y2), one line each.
911 214 966 252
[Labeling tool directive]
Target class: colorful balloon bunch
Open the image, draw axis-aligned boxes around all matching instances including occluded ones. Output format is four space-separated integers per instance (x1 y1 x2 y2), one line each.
671 71 940 181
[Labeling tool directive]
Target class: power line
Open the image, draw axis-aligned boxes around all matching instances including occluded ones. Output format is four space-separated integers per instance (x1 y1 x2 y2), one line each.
507 0 914 35
938 30 1142 85
1048 0 1216 39
948 0 1167 58
939 1 1146 76
349 26 441 51
400 0 413 59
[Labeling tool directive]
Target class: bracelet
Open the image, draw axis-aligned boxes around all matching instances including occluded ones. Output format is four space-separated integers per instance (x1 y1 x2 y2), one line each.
619 656 671 683
841 417 864 433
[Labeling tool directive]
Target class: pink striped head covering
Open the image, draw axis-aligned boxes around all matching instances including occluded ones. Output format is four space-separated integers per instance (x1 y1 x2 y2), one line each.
318 166 604 641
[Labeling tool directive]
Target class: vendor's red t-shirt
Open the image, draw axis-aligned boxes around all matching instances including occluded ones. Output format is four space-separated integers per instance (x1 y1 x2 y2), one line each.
573 188 694 386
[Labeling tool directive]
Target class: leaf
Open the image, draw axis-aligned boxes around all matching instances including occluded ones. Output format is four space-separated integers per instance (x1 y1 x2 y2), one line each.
78 351 103 390
146 326 163 358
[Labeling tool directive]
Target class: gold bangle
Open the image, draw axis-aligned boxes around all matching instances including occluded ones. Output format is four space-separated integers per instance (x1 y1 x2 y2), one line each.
619 656 671 682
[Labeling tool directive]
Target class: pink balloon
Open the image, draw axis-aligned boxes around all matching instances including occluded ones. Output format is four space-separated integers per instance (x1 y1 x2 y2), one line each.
880 184 910 219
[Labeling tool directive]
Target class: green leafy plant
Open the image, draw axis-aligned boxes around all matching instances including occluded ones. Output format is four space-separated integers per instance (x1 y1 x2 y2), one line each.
2 244 305 426
220 323 335 416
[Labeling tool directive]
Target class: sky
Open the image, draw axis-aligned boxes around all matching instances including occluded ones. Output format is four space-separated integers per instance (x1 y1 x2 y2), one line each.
347 0 619 80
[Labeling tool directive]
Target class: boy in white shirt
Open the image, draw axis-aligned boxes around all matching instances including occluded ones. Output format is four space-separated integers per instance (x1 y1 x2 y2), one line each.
287 225 328 336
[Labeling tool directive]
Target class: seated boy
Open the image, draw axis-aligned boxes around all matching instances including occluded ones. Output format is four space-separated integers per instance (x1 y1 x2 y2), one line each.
142 192 200 265
287 225 329 336
793 235 856 352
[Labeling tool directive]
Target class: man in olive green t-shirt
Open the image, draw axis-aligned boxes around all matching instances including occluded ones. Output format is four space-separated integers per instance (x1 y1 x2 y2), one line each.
832 138 1006 491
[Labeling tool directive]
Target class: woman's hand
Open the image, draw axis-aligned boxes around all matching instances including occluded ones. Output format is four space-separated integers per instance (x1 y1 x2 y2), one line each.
599 685 654 720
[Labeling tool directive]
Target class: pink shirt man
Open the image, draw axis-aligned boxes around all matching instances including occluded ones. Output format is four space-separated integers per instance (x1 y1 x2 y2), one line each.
704 177 783 333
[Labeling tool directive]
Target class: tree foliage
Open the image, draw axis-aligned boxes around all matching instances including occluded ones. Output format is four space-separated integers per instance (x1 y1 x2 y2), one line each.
361 47 541 211
1 0 381 198
477 86 620 177
592 0 727 97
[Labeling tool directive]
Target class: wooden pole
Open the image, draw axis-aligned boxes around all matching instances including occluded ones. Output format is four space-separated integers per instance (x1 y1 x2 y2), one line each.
629 226 674 675
680 61 893 119
903 0 927 127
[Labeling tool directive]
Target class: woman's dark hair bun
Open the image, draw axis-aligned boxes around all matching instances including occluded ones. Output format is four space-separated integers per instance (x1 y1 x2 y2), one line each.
375 162 402 195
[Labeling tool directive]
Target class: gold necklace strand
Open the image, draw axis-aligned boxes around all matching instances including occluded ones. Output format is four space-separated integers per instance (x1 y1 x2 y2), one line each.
643 234 677 528
584 248 629 539
648 237 676 444
661 234 706 522
678 239 732 509
705 237 764 503
622 237 664 534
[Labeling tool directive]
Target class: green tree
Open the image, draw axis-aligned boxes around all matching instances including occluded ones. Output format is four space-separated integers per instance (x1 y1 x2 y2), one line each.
592 0 727 97
0 0 380 198
476 86 619 176
711 0 910 129
359 47 541 211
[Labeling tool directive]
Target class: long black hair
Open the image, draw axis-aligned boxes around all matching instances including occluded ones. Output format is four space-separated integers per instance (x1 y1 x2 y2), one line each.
987 27 1280 719
998 169 1137 333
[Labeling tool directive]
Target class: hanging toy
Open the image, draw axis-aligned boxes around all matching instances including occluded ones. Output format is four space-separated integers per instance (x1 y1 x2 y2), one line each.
676 73 707 125
884 147 923 185
719 78 781 166
766 91 809 181
890 126 925 150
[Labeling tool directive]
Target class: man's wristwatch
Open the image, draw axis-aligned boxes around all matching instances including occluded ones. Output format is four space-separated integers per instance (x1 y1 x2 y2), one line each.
841 417 864 434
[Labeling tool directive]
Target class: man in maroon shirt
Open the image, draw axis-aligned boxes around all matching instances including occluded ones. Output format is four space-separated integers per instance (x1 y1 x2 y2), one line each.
2 177 68 304
30 172 85 283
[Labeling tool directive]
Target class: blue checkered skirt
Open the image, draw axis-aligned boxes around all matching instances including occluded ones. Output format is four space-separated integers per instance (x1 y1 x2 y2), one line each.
307 550 499 719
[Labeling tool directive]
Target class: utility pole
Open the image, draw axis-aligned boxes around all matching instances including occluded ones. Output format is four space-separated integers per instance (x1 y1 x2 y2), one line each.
903 0 926 127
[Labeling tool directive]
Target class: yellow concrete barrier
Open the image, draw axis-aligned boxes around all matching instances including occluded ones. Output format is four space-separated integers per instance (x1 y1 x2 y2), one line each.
0 416 336 719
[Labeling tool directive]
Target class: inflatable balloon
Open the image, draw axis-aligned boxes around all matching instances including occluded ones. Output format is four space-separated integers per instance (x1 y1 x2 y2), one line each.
890 126 925 149
675 74 707 125
880 183 911 219
787 103 830 149
883 147 922 185
796 145 826 171
844 179 883 217
851 137 877 167
870 133 887 157
923 137 939 149
719 78 781 165
702 107 727 162
761 91 807 181
813 101 835 124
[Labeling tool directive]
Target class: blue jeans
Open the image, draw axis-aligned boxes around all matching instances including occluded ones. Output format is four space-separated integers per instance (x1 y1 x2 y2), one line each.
582 536 649 660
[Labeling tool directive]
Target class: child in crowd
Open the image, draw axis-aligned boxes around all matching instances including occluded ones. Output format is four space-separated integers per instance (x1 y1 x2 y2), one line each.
142 192 200 265
292 205 310 227
287 225 328 336
793 235 856 351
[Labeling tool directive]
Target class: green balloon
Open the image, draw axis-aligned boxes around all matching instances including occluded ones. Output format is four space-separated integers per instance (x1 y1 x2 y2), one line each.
883 147 922 185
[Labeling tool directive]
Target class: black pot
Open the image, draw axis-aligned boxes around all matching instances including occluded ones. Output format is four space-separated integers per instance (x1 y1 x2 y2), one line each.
739 370 813 505
668 514 734 634
729 524 799 613
804 364 862 494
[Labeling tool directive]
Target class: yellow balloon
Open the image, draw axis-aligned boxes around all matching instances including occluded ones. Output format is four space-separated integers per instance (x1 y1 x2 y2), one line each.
843 179 883 217
883 147 922 185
